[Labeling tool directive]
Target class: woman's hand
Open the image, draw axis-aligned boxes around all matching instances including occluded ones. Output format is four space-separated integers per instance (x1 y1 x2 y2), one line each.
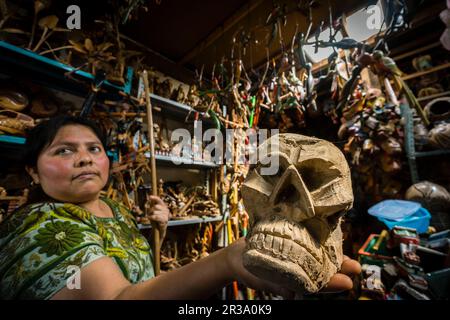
224 238 361 298
145 195 171 241
320 256 361 293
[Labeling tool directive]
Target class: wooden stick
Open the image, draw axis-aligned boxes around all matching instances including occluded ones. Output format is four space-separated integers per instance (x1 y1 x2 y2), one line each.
177 194 196 216
0 196 27 201
142 70 161 276
217 115 246 128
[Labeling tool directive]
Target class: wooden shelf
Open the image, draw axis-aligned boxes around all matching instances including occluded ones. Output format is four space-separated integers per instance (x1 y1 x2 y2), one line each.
417 91 450 102
414 149 450 158
0 40 132 99
0 135 27 165
402 62 450 81
1 135 219 169
147 152 219 169
392 42 441 62
138 215 223 229
149 93 214 125
0 135 26 145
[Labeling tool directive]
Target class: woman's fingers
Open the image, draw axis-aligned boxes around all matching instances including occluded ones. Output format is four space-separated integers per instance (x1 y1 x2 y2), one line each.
148 195 164 205
321 257 361 293
322 273 354 293
341 256 362 277
147 204 166 213
148 214 167 224
145 196 172 222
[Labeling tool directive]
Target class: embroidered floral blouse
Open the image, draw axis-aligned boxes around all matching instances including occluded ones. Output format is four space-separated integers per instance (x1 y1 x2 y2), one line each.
0 198 154 299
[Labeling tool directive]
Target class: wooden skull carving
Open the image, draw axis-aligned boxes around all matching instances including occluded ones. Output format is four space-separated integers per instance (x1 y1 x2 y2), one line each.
241 133 353 293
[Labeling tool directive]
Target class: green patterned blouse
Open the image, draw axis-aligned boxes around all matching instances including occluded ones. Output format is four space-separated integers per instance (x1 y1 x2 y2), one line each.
0 197 154 299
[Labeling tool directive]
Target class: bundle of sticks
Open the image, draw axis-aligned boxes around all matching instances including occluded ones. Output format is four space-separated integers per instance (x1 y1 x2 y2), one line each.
160 182 220 219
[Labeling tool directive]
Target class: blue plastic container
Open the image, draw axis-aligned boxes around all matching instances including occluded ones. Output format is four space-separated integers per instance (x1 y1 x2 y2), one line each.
377 207 431 234
368 200 421 221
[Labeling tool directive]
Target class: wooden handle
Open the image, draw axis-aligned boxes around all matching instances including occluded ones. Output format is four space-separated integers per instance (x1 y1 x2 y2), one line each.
142 70 160 276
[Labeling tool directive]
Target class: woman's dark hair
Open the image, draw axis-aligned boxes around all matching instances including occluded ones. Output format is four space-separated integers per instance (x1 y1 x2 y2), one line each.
23 115 108 204
24 115 107 168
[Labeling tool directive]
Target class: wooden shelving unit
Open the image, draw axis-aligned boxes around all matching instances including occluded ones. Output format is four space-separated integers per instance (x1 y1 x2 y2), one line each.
400 104 450 184
0 40 222 230
0 40 133 99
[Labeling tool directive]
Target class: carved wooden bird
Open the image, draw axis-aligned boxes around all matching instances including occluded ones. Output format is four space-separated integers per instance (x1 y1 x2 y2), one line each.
372 50 402 77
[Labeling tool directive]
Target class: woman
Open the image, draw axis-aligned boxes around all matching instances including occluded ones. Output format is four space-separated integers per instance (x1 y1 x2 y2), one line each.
0 116 360 299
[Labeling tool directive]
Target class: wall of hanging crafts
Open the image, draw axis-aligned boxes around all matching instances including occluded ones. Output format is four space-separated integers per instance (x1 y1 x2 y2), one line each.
306 1 446 210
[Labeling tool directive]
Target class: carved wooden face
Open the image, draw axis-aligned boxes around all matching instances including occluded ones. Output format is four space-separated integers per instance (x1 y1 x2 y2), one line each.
241 133 353 293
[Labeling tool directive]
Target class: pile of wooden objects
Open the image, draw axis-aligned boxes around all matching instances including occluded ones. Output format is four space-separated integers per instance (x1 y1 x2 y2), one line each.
0 84 71 136
160 223 213 272
159 181 220 220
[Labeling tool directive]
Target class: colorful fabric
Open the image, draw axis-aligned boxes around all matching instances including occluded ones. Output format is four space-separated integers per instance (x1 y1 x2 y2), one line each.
0 198 154 299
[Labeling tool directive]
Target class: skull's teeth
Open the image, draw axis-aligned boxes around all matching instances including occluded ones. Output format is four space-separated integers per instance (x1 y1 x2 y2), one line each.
282 238 293 258
252 217 320 253
247 232 323 283
265 234 274 250
256 233 264 250
272 236 282 255
248 232 322 264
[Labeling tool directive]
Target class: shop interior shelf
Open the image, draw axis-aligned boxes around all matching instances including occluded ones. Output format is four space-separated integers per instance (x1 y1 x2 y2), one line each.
402 62 450 81
400 103 450 183
0 135 27 165
146 152 219 169
139 215 223 229
414 149 450 158
0 135 26 145
149 93 214 125
0 135 219 169
0 40 213 125
417 91 450 103
0 40 132 99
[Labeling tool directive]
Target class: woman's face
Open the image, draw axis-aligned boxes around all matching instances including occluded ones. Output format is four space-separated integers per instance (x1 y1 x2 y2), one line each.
27 124 110 203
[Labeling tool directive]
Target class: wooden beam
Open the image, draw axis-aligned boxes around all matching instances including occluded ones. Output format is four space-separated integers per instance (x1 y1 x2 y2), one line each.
417 90 450 102
402 62 450 81
179 0 265 65
392 42 441 61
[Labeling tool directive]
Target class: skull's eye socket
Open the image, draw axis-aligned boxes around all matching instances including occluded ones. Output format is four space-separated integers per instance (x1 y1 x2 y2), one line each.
298 159 341 192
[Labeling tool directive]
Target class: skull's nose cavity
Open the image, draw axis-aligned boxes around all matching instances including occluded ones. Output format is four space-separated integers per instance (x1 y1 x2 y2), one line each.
274 184 300 206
